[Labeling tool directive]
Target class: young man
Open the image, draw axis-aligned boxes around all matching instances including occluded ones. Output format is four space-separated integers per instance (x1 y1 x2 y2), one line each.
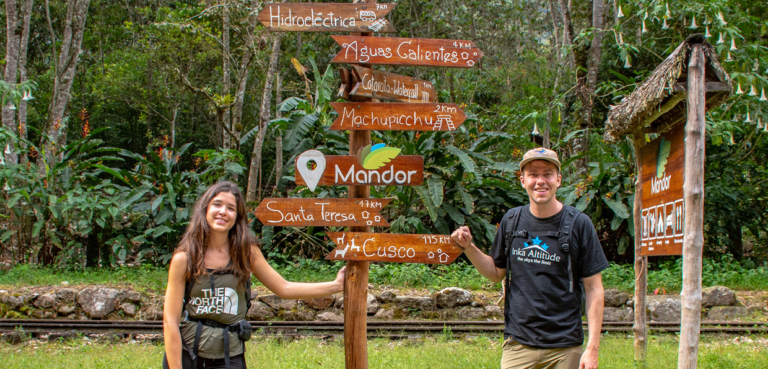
451 148 608 369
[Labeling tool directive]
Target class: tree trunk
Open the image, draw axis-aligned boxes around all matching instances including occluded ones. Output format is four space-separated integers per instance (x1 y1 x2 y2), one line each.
221 0 232 150
275 71 284 189
230 0 260 153
246 33 282 204
16 0 33 164
2 0 28 165
678 44 706 369
632 134 648 364
45 0 91 164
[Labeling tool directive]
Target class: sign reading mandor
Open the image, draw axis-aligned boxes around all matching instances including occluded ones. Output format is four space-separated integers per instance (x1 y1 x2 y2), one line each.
639 124 685 256
294 148 424 189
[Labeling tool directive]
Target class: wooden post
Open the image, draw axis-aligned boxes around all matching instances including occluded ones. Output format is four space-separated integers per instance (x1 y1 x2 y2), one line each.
632 133 648 364
346 3 373 368
678 44 706 369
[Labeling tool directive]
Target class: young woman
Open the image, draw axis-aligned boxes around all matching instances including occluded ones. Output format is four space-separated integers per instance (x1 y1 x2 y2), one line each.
163 182 345 369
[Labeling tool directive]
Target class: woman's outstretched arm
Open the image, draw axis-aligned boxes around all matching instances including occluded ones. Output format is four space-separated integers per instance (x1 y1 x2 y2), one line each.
250 246 345 299
163 252 188 369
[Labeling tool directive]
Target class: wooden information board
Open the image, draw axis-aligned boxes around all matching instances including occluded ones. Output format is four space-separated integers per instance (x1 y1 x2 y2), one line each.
331 35 484 68
258 3 397 33
255 198 391 227
325 232 463 264
348 65 437 103
330 102 466 131
639 124 685 256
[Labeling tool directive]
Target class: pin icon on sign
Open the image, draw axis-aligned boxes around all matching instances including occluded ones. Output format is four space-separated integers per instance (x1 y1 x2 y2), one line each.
297 150 326 192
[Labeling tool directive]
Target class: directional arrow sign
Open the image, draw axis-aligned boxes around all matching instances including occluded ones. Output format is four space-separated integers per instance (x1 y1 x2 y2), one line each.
324 232 463 264
295 152 424 188
255 198 391 227
330 102 466 132
349 65 437 103
331 36 484 68
257 3 397 33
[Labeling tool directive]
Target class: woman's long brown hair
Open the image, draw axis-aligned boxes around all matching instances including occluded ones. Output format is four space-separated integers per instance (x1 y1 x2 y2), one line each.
174 181 255 287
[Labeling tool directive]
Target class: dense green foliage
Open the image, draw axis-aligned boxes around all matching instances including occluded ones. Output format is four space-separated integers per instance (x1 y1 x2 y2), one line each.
1 0 767 274
3 334 768 368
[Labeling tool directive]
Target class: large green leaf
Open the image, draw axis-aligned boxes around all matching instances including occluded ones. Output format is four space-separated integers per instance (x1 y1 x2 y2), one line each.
602 195 630 219
283 113 318 149
414 185 438 222
446 145 481 183
32 220 44 238
121 187 151 211
443 203 465 224
427 176 444 207
457 186 474 214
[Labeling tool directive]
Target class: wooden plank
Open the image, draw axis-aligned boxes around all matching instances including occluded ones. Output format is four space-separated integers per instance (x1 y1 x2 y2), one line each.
678 44 706 369
295 152 424 187
349 65 437 103
325 232 463 264
639 124 685 256
331 35 484 68
330 102 466 131
632 134 648 363
257 3 397 33
672 81 730 92
254 198 391 227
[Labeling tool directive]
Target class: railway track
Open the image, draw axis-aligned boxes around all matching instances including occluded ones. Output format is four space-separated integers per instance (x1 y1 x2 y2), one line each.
1 320 767 340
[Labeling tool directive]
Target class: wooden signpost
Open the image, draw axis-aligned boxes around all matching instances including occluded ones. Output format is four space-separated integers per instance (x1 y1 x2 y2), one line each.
294 153 424 187
325 232 463 264
330 102 466 131
346 65 437 103
331 35 484 68
639 124 685 256
257 3 397 33
255 198 391 227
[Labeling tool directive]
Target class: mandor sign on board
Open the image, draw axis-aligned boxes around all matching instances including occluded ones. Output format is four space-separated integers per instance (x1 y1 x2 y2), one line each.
257 3 397 33
331 35 484 68
324 232 463 264
294 148 424 189
254 198 391 227
348 65 437 103
329 102 466 131
639 124 685 256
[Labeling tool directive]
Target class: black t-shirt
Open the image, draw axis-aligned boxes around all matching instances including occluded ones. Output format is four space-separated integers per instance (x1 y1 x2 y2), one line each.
489 205 609 348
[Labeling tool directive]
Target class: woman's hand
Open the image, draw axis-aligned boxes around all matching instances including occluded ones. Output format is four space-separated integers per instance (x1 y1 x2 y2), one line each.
333 266 347 293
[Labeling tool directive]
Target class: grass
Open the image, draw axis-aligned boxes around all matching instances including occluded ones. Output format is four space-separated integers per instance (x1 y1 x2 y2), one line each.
1 254 767 294
1 334 767 368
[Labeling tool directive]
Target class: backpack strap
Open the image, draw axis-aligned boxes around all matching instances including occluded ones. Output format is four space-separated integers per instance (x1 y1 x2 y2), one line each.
503 205 527 258
557 206 581 293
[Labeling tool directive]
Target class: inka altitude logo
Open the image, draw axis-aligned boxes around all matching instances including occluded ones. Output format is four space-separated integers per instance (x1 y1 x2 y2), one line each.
651 136 672 194
511 236 561 263
357 143 401 170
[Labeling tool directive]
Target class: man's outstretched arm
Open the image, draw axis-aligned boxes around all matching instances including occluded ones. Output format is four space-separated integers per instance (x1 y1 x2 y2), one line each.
451 226 506 283
580 272 605 369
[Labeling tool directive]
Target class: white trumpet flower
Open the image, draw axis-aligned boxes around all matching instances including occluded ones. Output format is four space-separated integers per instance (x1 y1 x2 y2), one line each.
705 25 711 38
717 33 725 44
8 104 16 111
662 19 669 30
745 110 753 123
3 182 9 190
725 51 733 62
764 121 768 133
22 90 33 101
760 88 767 102
4 145 9 155
624 57 632 69
690 16 698 29
757 119 764 129
718 11 727 25
729 134 735 145
664 3 671 19
618 5 624 18
642 20 648 33
730 38 737 51
749 85 758 96
618 32 624 45
736 83 744 94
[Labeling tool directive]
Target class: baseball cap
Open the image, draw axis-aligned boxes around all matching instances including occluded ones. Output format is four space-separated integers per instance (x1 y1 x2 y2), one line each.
519 147 561 172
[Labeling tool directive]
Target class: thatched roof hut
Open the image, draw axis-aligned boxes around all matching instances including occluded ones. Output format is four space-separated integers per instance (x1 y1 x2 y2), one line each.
604 34 732 145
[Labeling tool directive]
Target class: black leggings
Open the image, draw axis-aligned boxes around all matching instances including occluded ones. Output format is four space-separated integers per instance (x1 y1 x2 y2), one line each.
163 351 247 369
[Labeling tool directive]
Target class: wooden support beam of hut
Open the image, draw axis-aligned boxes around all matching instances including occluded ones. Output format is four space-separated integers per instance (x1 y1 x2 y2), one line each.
632 133 647 363
672 81 730 92
678 44 706 369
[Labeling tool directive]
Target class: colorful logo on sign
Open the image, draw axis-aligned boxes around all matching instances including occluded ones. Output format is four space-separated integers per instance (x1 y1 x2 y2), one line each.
656 137 671 178
358 144 402 170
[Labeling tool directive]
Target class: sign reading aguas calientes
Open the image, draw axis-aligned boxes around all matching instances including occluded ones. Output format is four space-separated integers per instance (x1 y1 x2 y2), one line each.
254 198 391 227
349 65 437 103
324 232 463 264
257 3 397 33
331 36 484 68
329 102 466 131
294 148 424 189
639 124 685 256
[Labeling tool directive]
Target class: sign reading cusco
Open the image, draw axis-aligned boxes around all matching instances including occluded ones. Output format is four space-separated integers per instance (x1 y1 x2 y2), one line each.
349 66 437 103
258 3 397 33
329 102 466 131
639 124 685 256
325 232 463 264
331 36 484 68
255 198 391 227
294 147 424 189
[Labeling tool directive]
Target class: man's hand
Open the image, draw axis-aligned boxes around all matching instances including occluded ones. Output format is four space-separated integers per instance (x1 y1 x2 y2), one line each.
579 347 598 369
450 226 473 249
